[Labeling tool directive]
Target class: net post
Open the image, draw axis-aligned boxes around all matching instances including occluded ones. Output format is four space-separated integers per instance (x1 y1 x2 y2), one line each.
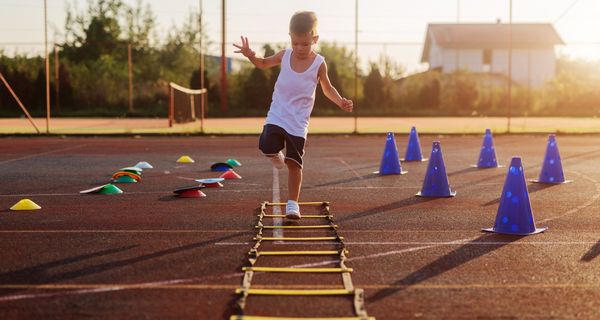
168 84 174 127
190 94 196 120
200 91 205 133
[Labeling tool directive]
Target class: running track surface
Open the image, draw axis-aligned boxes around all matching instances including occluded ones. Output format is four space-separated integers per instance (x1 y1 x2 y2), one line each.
1 135 599 319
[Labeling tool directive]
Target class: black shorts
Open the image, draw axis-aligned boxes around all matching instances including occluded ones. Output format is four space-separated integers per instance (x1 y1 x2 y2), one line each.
259 124 306 168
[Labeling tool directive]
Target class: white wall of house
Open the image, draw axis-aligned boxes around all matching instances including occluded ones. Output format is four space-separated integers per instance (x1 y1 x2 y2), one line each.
437 49 484 72
428 44 556 87
428 41 443 69
492 48 555 87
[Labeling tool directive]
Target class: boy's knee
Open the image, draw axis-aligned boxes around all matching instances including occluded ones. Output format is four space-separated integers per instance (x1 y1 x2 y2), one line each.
286 159 303 170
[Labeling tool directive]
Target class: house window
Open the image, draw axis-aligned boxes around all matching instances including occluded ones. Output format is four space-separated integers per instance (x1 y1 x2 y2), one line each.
483 49 492 64
482 49 492 73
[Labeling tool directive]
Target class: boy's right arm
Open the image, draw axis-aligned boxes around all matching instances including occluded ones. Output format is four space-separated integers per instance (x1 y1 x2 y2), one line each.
233 36 283 69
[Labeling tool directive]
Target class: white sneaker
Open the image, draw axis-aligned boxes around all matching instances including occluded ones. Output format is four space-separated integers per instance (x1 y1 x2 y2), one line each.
285 200 301 219
271 151 285 169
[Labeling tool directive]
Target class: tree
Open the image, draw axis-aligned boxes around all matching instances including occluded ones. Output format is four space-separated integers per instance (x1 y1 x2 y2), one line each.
441 71 478 114
418 77 440 109
315 61 343 113
238 45 278 115
63 0 125 62
363 64 384 109
317 42 358 99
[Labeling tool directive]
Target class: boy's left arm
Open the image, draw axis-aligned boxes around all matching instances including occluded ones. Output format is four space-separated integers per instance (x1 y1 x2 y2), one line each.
318 61 353 112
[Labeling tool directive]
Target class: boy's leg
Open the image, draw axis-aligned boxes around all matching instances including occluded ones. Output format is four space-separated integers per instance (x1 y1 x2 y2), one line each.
281 132 305 220
258 125 285 169
271 151 285 169
285 162 302 219
287 161 302 202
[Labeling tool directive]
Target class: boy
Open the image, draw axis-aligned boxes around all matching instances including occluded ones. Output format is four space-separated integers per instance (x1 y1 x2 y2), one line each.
233 11 353 219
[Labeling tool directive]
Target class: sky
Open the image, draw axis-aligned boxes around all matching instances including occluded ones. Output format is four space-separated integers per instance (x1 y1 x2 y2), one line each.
1 0 599 74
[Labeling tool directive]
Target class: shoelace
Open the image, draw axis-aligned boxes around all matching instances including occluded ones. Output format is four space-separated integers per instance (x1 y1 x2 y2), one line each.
286 203 299 213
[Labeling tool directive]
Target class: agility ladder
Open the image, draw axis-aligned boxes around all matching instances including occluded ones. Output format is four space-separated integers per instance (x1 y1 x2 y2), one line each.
230 201 375 320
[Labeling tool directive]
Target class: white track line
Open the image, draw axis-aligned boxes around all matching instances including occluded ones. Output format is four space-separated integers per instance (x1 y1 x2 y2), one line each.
338 158 373 188
0 144 89 166
0 186 430 197
0 288 120 302
215 240 600 246
272 166 283 238
539 170 600 223
288 241 474 269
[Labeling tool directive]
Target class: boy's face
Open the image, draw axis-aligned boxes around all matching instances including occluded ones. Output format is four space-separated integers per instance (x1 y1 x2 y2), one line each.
289 32 318 58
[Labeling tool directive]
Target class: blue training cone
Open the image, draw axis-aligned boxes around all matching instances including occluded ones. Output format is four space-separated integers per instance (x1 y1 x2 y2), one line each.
375 132 407 175
472 129 503 168
416 141 455 197
483 157 547 235
401 126 428 162
531 134 572 184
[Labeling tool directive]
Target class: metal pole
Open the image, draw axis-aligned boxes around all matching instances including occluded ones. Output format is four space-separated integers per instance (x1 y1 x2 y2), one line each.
0 72 40 133
353 0 358 134
54 43 60 113
199 0 205 133
507 0 512 133
455 0 460 71
128 43 134 113
220 0 227 113
44 0 50 134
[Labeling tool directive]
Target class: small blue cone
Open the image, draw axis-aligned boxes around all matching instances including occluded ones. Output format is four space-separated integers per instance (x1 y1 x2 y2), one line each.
531 134 572 184
416 141 456 197
472 129 503 168
376 132 407 175
210 162 233 172
401 126 428 162
483 157 547 235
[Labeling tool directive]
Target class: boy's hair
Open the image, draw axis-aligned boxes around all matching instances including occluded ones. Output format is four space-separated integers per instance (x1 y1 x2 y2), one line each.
289 11 318 36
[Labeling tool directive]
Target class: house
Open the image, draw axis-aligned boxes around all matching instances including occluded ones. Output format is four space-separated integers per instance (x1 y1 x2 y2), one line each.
421 23 564 87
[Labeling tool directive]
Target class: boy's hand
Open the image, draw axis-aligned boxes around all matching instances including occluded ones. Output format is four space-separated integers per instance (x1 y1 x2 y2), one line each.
233 36 256 58
339 98 353 112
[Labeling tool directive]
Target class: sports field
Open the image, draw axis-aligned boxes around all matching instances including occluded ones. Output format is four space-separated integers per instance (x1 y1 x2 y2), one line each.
1 133 599 318
3 117 600 135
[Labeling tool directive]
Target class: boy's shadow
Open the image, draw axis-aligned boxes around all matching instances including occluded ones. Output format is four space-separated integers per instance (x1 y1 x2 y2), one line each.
481 182 557 207
158 195 180 202
367 233 524 303
338 196 436 224
312 173 381 188
447 167 479 177
581 240 600 262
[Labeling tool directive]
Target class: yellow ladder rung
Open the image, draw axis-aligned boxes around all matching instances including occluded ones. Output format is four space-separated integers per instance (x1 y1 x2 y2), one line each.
253 237 343 241
256 225 337 229
242 267 352 273
261 215 333 218
266 202 328 206
235 288 353 296
253 250 341 256
230 316 376 320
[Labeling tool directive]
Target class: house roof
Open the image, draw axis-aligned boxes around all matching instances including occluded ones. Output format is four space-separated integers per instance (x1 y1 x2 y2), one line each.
421 23 564 63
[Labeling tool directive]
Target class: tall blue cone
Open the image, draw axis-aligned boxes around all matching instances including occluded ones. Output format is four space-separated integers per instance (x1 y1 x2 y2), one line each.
473 129 503 168
402 126 428 161
531 134 571 184
377 132 407 175
483 157 547 235
416 141 455 197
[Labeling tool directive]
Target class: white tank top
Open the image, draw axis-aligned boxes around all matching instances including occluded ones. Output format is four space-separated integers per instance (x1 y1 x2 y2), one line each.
265 48 324 138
